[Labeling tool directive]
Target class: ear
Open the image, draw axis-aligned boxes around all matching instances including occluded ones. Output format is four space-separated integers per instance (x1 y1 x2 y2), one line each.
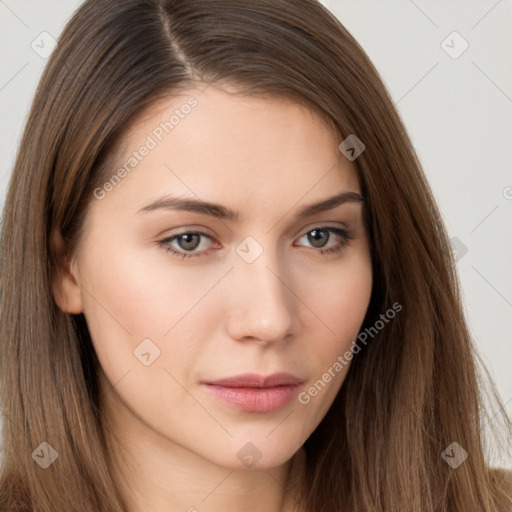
50 229 84 314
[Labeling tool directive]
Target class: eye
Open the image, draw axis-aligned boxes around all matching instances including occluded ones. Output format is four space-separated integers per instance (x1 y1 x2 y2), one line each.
158 226 353 260
295 226 353 256
158 230 219 259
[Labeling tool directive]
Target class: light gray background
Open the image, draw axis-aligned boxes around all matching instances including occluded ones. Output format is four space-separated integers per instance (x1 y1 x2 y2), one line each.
1 0 511 454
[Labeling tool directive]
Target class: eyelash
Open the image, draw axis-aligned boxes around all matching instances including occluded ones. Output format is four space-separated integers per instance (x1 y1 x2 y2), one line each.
157 226 354 260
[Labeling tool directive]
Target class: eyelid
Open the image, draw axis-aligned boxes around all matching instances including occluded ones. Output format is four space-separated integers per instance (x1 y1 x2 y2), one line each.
166 229 220 248
293 220 349 237
159 221 347 245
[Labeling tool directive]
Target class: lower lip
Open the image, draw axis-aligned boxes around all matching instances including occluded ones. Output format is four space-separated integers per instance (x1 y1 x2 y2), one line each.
203 384 300 413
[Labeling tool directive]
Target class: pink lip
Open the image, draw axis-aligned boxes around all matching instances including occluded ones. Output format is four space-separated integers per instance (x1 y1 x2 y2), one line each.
202 373 304 413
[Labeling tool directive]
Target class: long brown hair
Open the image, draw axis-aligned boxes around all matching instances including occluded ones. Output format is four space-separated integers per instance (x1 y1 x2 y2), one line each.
1 0 511 510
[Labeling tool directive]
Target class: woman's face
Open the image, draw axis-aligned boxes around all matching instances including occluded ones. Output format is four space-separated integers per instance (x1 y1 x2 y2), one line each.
56 85 372 470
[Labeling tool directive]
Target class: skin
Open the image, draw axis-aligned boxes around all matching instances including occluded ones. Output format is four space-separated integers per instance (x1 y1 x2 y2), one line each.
52 85 373 512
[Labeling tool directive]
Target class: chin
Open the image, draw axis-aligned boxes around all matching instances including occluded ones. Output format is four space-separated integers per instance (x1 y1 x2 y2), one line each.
197 429 307 471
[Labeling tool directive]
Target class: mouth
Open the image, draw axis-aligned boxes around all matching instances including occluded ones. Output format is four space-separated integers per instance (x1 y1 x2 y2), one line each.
201 372 305 413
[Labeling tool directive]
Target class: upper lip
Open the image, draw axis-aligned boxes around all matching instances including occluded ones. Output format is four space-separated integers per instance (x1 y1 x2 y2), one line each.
203 372 304 388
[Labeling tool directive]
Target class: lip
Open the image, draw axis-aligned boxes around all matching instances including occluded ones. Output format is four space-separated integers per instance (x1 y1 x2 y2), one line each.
202 372 304 413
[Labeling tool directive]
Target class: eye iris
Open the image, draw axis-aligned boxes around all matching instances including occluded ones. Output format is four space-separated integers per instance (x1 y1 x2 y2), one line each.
178 233 201 251
308 229 329 248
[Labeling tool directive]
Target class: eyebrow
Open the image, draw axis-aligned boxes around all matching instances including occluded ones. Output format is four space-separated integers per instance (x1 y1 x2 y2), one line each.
136 191 364 220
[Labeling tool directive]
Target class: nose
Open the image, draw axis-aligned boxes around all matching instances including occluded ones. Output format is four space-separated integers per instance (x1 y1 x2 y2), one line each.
225 252 296 345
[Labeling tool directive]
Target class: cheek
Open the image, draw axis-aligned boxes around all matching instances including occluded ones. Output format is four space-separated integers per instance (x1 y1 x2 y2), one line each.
297 252 372 397
77 240 228 386
306 252 373 344
78 250 220 420
80 240 226 336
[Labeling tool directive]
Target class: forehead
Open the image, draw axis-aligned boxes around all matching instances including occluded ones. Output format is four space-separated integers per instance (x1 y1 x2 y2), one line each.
88 85 361 224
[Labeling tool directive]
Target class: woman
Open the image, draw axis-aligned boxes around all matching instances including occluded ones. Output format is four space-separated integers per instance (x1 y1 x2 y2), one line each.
1 0 511 510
